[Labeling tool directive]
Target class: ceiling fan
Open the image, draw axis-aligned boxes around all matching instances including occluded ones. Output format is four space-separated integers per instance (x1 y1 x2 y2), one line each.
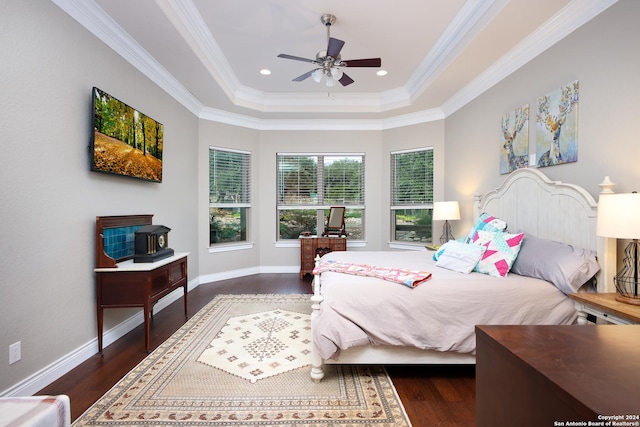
277 14 381 87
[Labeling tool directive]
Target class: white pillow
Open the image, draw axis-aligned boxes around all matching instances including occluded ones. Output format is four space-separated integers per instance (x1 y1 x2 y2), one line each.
435 240 487 274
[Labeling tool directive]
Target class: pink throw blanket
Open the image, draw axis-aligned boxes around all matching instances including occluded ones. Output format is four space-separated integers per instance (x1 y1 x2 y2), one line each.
313 259 431 288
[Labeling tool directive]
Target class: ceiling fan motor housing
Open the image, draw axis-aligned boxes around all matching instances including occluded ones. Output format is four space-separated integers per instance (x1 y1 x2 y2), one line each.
321 14 336 27
316 50 340 63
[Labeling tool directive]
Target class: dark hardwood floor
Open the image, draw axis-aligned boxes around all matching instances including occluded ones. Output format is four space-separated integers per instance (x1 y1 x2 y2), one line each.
38 273 476 426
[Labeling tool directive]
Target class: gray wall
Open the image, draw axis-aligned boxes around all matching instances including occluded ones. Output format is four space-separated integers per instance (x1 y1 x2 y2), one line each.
445 0 640 236
0 0 199 392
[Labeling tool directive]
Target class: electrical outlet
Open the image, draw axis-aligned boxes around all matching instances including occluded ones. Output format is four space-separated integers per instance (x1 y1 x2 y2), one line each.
9 341 21 365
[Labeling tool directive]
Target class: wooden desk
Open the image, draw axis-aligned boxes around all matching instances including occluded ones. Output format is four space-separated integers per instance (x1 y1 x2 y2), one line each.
95 252 189 353
569 292 640 325
476 325 640 427
299 236 346 278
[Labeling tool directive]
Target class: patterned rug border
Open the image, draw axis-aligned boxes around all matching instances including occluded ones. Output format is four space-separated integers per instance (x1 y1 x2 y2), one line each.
73 294 412 426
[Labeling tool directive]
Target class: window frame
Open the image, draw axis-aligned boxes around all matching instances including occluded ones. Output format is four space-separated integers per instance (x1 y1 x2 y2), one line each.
208 146 252 251
276 153 365 241
390 147 434 246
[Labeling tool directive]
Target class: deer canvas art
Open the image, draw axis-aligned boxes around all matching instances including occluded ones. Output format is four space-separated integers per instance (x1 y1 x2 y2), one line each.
536 80 579 168
500 104 529 174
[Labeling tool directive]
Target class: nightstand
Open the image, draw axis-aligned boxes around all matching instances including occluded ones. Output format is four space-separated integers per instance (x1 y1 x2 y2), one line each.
568 292 640 325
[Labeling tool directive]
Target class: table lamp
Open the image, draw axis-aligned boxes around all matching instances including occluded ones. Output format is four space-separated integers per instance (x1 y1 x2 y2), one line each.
596 192 640 305
433 201 461 244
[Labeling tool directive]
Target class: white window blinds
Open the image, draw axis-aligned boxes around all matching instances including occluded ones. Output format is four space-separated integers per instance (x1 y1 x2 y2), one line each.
277 154 364 207
209 147 251 207
390 148 433 207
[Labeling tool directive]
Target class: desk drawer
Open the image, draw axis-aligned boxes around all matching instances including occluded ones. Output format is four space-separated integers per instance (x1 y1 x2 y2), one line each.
150 260 186 298
99 272 146 305
168 260 186 285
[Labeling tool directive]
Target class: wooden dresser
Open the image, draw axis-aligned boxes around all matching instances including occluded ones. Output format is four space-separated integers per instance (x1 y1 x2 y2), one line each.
95 253 188 353
476 325 640 427
94 215 189 354
299 236 346 278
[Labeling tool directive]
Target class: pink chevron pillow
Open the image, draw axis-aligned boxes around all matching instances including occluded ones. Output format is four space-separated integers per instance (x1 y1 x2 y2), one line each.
464 212 508 243
472 230 525 277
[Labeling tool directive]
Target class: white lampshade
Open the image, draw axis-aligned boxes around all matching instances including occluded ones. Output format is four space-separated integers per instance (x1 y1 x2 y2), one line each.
311 69 323 83
597 193 640 239
325 75 336 87
330 67 343 80
433 201 461 221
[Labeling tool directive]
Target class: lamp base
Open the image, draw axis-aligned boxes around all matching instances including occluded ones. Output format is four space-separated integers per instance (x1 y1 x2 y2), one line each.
439 220 455 245
615 293 640 306
613 239 640 306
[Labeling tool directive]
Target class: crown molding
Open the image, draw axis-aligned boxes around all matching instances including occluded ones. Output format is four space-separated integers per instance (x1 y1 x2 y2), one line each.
406 0 503 97
233 89 390 114
51 0 618 129
155 0 239 103
382 109 446 129
199 106 445 130
51 0 204 116
441 0 619 116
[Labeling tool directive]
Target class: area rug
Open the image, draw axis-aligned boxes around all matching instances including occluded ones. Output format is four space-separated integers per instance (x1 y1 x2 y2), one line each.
72 294 411 426
197 307 311 383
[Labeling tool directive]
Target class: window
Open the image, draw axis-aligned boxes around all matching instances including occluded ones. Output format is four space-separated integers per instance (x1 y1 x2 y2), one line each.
390 148 434 243
209 147 251 245
277 154 364 240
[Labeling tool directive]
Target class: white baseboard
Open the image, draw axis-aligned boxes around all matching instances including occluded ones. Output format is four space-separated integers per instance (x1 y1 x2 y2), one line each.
196 265 299 284
1 278 199 397
1 267 300 397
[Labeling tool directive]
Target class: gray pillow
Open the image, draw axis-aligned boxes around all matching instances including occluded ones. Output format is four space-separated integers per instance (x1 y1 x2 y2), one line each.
511 233 600 294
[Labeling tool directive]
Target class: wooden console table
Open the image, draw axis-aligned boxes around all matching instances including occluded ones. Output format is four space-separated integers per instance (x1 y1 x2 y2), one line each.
569 292 640 325
476 324 640 427
95 252 189 353
300 236 346 278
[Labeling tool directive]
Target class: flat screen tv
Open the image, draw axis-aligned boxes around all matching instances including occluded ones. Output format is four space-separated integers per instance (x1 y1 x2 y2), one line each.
90 87 164 182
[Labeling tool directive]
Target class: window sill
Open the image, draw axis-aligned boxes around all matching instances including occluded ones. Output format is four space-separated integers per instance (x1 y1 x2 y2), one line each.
208 242 254 253
274 240 366 248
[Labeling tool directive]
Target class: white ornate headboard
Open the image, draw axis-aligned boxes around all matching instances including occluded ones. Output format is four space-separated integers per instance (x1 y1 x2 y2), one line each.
473 168 615 292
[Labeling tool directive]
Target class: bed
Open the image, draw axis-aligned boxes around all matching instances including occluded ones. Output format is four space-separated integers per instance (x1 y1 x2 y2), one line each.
309 168 614 381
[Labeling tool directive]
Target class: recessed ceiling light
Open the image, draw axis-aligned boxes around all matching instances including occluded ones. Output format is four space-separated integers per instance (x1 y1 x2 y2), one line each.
376 70 388 76
260 69 271 75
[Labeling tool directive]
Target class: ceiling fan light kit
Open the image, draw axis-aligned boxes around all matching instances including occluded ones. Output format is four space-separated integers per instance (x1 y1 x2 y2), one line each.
278 14 381 88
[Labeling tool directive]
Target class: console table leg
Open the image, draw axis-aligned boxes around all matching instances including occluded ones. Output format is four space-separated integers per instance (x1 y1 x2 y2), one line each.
143 304 151 353
97 306 104 355
183 284 188 318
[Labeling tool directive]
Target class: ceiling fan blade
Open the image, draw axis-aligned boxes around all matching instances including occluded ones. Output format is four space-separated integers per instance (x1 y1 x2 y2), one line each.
292 69 316 82
338 73 354 86
277 53 317 64
341 58 382 67
327 37 345 59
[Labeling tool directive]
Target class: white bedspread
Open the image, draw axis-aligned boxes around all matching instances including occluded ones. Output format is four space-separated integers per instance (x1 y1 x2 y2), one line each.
314 249 577 360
